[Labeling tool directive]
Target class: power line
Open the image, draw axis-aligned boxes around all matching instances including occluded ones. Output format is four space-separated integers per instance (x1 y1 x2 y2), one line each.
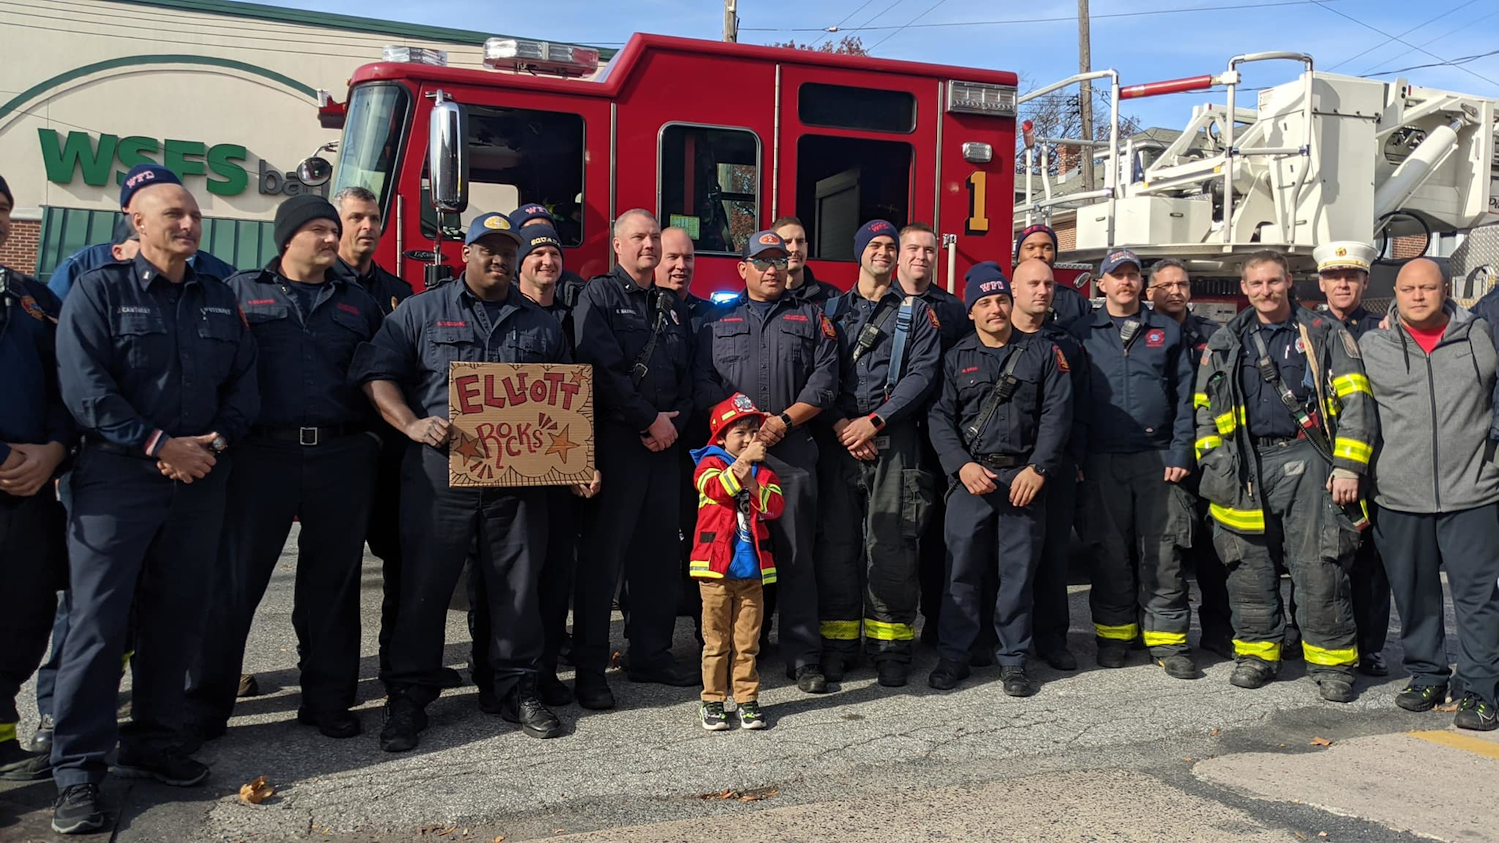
1360 48 1499 78
740 0 1334 32
856 0 908 33
816 0 880 47
1356 7 1499 77
1323 0 1477 72
1308 0 1499 88
869 0 950 51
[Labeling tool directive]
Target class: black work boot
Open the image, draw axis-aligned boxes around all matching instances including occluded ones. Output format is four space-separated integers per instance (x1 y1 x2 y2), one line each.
26 714 55 753
927 659 970 691
1000 665 1036 697
790 665 829 694
573 672 616 711
876 661 908 688
0 738 52 781
1096 641 1129 669
1316 675 1356 703
537 672 575 708
113 747 209 787
1395 683 1448 713
1357 652 1389 677
1155 653 1199 680
379 696 428 753
498 676 563 739
821 653 847 683
1036 642 1078 671
296 708 362 739
52 784 106 835
1230 657 1277 690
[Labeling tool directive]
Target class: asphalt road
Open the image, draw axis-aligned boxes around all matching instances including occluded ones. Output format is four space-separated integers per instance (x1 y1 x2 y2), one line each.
3 526 1494 842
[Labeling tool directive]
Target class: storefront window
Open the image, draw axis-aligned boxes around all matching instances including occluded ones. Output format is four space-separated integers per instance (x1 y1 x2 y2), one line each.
330 84 411 216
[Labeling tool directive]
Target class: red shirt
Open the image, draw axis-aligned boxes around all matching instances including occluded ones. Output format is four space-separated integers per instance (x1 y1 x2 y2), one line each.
1404 320 1448 355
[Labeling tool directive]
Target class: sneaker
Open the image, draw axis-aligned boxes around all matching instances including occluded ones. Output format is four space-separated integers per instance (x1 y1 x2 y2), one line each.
497 677 563 739
0 739 53 781
1155 654 1199 680
51 784 106 835
1096 642 1129 669
737 701 766 730
1000 665 1036 697
26 714 55 753
1230 658 1277 690
1395 683 1448 713
791 665 829 694
699 701 729 731
379 697 428 753
821 653 847 683
927 659 970 691
1454 693 1499 731
1317 676 1356 703
876 661 908 688
113 747 209 787
1357 653 1389 677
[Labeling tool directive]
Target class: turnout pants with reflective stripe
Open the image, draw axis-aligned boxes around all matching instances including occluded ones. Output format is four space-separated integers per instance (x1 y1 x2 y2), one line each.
815 423 932 664
939 472 1044 667
1079 450 1191 655
1211 439 1357 679
1374 503 1499 706
51 448 229 788
1174 484 1232 645
1032 457 1077 652
0 490 66 727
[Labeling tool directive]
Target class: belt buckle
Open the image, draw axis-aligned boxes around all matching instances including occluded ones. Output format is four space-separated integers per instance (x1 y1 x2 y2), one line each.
299 426 319 446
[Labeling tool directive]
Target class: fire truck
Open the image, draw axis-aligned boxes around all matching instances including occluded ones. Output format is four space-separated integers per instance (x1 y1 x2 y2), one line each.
304 34 1028 299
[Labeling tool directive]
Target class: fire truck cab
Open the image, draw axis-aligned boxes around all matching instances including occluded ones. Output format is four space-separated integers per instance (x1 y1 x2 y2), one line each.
315 34 1021 299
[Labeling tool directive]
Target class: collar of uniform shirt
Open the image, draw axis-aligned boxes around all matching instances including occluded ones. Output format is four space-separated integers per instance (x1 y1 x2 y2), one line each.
132 253 200 289
453 276 524 310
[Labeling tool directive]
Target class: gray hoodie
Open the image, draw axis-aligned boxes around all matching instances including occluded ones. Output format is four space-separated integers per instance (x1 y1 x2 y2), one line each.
1358 301 1499 514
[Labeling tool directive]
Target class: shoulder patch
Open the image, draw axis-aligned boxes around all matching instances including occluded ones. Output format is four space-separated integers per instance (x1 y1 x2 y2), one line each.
1341 329 1361 359
238 306 249 329
1053 344 1070 372
927 308 941 330
1201 348 1211 366
20 295 46 322
391 296 399 312
821 314 836 340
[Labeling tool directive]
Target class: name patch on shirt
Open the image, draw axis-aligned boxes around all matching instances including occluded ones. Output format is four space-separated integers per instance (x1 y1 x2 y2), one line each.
436 321 468 328
118 306 153 315
336 302 362 315
202 307 236 316
246 298 277 306
721 317 744 323
783 314 809 323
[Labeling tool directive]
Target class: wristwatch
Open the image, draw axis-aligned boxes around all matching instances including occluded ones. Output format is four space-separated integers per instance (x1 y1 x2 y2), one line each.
1028 464 1048 477
779 412 795 429
869 413 887 430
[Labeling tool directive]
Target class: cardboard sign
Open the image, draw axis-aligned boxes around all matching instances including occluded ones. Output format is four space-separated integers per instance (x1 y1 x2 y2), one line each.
447 362 595 488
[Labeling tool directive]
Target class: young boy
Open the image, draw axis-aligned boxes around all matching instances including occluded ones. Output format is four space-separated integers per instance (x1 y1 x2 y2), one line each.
690 393 785 731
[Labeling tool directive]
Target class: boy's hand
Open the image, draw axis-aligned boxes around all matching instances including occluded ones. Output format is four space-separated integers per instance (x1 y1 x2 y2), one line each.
741 440 767 463
730 457 752 482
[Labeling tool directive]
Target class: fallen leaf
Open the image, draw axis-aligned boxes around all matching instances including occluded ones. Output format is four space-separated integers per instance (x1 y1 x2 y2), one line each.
1318 834 1329 839
493 836 506 843
1278 743 1287 748
1210 728 1220 736
1311 737 1332 747
738 787 779 803
1435 703 1459 712
610 651 623 669
1294 833 1307 840
1184 757 1194 762
239 775 275 805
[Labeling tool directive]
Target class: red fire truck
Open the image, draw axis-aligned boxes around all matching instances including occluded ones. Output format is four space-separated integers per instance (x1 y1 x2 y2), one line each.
308 33 1027 298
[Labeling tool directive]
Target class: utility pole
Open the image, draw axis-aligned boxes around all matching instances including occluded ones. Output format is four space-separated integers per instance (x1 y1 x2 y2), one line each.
724 0 738 42
1078 0 1094 192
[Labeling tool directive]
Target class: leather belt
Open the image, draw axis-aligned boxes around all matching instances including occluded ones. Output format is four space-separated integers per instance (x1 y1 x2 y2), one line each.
250 424 361 446
87 440 148 459
976 453 1026 470
1254 434 1303 449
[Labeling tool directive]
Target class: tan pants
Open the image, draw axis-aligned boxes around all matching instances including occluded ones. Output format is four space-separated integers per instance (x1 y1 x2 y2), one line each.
699 578 764 703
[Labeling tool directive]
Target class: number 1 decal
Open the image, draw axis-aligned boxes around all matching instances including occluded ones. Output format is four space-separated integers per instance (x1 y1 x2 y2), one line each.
966 171 989 235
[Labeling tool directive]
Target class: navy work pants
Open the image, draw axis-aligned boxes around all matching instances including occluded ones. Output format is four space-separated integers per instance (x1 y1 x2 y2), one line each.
51 447 229 788
939 475 1044 668
0 490 66 725
368 426 406 682
763 431 823 672
186 434 377 727
1031 458 1077 652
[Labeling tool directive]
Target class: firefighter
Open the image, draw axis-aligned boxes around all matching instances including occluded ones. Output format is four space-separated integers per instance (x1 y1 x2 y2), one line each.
572 209 699 709
1193 250 1372 702
695 229 839 694
816 220 941 687
926 262 1072 694
1145 259 1233 659
51 173 259 833
1010 258 1089 671
773 216 835 306
186 196 383 742
893 223 970 647
354 212 568 751
0 173 68 783
1069 249 1198 678
513 204 590 309
1313 241 1391 678
1014 224 1091 330
1363 258 1499 730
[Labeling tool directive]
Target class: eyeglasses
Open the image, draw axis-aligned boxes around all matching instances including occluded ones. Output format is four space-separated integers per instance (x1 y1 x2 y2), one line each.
1149 282 1190 292
748 257 789 270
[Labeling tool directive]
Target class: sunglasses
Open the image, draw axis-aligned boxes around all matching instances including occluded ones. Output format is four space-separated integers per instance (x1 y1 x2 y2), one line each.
747 256 789 270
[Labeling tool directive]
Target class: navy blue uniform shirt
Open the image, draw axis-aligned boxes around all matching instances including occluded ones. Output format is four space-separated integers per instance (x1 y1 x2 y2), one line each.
351 278 570 420
694 292 839 419
927 331 1073 478
48 243 236 300
1050 282 1094 331
1069 305 1195 468
0 269 71 464
227 262 384 428
1317 303 1376 342
1239 319 1310 439
56 254 259 451
825 289 941 425
900 280 969 355
1020 322 1090 466
1179 311 1221 352
787 265 835 307
573 265 694 432
332 257 411 317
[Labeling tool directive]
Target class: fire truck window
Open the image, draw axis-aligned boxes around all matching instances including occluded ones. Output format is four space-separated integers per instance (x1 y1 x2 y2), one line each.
794 135 912 261
658 125 760 255
798 84 916 134
419 105 585 246
329 84 410 217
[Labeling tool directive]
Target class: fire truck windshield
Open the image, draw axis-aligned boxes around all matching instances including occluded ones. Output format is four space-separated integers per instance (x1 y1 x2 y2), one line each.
330 84 411 214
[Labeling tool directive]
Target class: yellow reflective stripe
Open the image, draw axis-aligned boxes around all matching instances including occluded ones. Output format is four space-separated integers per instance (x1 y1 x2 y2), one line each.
1234 639 1282 661
1333 437 1372 465
1193 392 1211 409
689 561 723 580
696 469 721 495
1195 435 1223 458
1094 622 1139 641
761 568 777 585
1210 503 1266 532
820 620 862 640
864 620 915 641
719 467 743 496
1303 643 1358 666
0 723 15 743
1142 630 1187 647
1214 406 1246 435
1332 373 1372 398
1325 396 1342 419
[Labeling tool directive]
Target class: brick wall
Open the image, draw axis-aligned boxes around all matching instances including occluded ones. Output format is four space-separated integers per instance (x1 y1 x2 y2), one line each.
1 219 40 274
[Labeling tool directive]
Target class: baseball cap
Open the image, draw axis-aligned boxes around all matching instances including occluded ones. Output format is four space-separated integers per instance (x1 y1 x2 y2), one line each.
1099 248 1142 277
743 230 789 260
509 203 555 228
119 163 182 209
466 212 523 246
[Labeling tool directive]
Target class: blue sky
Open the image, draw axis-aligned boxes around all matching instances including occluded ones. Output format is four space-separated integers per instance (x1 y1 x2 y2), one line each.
259 0 1499 130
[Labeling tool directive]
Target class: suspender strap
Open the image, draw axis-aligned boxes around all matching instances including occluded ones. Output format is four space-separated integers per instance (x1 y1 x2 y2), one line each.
631 290 671 388
1248 330 1332 459
963 343 1027 452
884 299 915 396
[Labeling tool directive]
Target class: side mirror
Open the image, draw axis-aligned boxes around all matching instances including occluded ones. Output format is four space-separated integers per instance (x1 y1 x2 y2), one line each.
428 93 468 215
297 156 333 186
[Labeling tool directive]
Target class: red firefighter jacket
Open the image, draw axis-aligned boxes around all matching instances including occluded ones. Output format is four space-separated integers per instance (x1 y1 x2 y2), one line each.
689 446 784 584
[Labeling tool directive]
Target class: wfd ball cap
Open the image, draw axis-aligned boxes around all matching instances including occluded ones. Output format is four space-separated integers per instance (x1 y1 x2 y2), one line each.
118 164 182 209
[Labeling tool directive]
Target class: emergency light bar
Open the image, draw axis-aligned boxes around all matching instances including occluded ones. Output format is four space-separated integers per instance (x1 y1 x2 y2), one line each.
383 45 449 66
947 81 1017 117
484 38 600 77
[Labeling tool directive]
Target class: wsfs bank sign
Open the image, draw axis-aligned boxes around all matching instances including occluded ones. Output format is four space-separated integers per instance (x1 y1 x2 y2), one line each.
38 129 325 198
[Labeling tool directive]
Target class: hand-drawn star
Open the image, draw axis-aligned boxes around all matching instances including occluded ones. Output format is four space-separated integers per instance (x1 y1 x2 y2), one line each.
453 432 487 463
545 425 580 461
568 367 588 385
